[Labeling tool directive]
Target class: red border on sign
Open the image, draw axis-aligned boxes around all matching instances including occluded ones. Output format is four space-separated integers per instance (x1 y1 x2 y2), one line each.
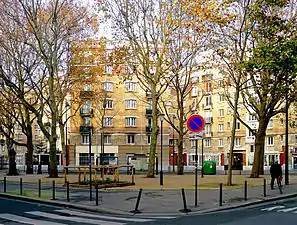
187 114 205 133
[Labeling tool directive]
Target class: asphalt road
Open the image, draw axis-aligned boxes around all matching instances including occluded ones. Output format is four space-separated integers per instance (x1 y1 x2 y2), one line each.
131 197 297 225
0 197 178 224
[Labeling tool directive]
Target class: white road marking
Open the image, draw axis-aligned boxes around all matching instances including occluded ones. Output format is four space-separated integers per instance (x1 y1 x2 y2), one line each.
0 213 65 225
277 207 297 212
261 206 285 211
26 211 125 225
55 209 154 222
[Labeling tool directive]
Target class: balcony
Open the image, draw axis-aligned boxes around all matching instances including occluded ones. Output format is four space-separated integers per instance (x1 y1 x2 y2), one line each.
80 90 93 99
245 136 255 144
146 126 153 133
204 117 213 123
146 108 152 116
204 132 213 137
80 108 93 117
80 126 93 133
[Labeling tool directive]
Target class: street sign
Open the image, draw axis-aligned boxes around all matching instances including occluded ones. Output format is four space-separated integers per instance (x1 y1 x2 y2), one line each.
187 114 205 133
189 132 204 140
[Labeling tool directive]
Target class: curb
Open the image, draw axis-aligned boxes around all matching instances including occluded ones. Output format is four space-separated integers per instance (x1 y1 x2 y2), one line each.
188 192 297 215
1 191 297 217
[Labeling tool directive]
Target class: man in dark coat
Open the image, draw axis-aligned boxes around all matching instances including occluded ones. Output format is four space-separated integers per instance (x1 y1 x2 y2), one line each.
270 161 282 189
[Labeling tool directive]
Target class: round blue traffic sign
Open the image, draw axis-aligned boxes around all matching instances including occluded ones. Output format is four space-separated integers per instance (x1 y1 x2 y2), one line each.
187 114 205 133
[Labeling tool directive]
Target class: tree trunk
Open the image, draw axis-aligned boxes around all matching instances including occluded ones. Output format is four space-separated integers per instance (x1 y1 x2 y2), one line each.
147 84 157 178
227 88 239 186
26 121 33 174
59 123 66 168
177 134 184 175
250 119 266 178
177 110 184 175
48 136 58 178
7 142 18 176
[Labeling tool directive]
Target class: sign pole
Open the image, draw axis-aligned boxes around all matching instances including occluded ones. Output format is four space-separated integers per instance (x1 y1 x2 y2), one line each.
195 138 198 207
201 139 204 178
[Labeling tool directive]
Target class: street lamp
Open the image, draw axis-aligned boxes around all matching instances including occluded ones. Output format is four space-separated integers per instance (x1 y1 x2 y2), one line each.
65 101 70 174
172 115 175 172
159 113 165 185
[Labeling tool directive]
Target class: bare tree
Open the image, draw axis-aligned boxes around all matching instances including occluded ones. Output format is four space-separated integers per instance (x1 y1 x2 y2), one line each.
102 0 175 177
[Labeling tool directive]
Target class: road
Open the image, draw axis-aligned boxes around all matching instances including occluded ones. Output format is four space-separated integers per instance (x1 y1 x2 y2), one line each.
0 197 177 225
131 197 297 225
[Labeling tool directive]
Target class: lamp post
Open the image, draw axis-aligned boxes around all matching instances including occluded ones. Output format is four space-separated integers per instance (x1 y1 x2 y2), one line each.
89 127 92 201
172 115 175 172
65 101 70 174
159 114 164 185
285 90 289 185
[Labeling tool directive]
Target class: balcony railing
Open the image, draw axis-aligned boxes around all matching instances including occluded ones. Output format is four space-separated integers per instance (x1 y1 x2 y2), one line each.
204 132 213 137
146 126 153 133
204 117 213 123
80 90 93 99
80 108 93 116
245 136 255 143
146 108 152 116
80 126 93 133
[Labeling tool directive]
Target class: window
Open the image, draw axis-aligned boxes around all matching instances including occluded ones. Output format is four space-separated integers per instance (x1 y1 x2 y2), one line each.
79 153 94 166
296 136 297 144
227 137 230 143
227 122 230 129
102 82 113 91
280 135 283 142
34 135 38 140
267 136 274 146
218 124 224 132
82 134 89 144
235 138 241 146
82 117 91 126
250 145 254 152
219 109 224 117
125 99 137 109
190 140 196 148
104 99 113 109
192 86 198 96
205 139 212 147
127 135 135 144
35 124 39 130
103 117 113 127
16 133 23 139
219 138 224 147
218 80 224 88
147 135 151 144
267 119 273 128
219 94 225 102
104 65 112 74
125 117 136 127
249 114 257 121
280 118 284 126
205 125 212 134
236 121 240 130
206 82 212 92
205 96 211 106
104 135 112 144
83 84 91 91
125 81 136 92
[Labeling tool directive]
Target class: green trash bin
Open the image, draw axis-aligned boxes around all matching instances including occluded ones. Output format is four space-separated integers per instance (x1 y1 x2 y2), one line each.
203 160 216 175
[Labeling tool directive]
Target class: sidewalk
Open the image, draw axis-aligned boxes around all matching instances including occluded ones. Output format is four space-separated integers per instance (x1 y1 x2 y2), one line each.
1 172 297 215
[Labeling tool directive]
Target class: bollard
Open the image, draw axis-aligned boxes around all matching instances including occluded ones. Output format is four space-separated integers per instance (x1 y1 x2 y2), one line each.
67 181 70 202
244 180 247 201
219 183 223 206
52 180 55 200
179 188 191 213
38 179 41 198
20 178 23 195
4 177 6 193
263 178 266 197
130 188 143 214
96 183 99 206
132 167 135 184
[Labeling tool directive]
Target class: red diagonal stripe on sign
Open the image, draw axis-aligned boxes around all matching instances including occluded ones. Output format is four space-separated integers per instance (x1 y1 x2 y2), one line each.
191 119 201 130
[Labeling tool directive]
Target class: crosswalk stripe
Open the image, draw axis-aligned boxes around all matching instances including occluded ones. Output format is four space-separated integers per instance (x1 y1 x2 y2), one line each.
277 207 297 212
26 211 125 225
55 209 154 222
146 216 177 219
261 206 285 211
0 213 66 225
